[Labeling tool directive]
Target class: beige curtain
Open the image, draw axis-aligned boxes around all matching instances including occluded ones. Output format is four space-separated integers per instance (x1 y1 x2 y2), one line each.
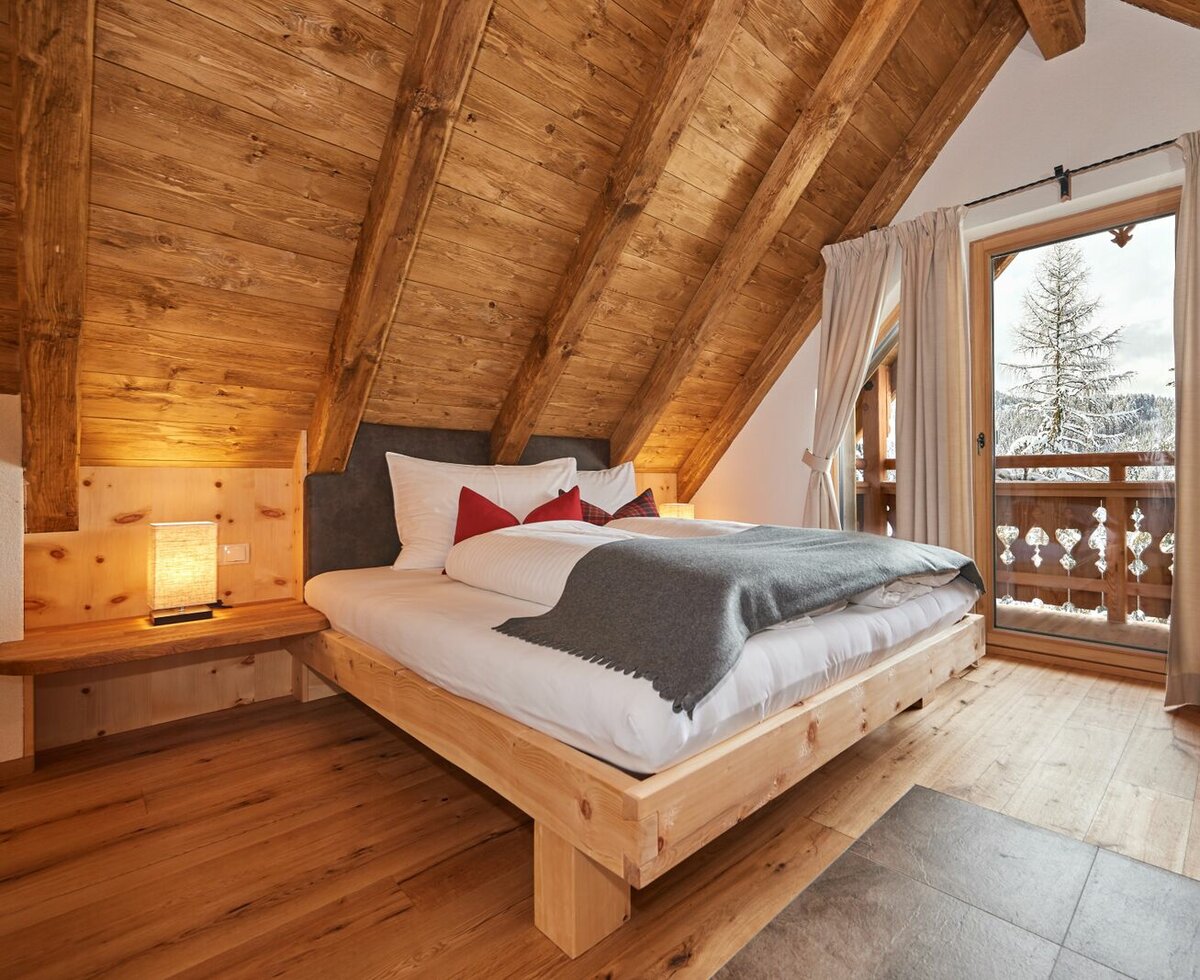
893 206 974 556
1167 131 1200 710
802 231 897 528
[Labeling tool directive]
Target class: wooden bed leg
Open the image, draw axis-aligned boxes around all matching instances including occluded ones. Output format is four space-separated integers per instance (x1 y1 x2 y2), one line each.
907 694 931 710
291 658 339 703
534 822 630 958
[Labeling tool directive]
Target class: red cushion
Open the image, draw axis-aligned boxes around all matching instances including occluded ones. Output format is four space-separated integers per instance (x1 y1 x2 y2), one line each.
561 488 657 525
453 487 519 545
454 486 584 546
526 485 582 524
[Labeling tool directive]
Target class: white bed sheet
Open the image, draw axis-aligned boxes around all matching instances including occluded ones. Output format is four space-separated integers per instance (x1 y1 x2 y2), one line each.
305 567 978 774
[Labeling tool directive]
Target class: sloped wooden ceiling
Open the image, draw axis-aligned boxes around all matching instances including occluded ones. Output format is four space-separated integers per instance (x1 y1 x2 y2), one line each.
3 0 1066 512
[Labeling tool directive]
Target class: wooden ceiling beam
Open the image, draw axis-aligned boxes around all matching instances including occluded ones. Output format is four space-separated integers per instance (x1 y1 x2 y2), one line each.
1015 0 1085 57
675 0 1028 503
607 0 920 467
16 0 96 532
1122 0 1200 29
488 0 746 464
307 0 494 473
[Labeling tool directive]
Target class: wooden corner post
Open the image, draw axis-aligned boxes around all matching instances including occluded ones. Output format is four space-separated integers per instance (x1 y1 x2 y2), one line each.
15 0 96 532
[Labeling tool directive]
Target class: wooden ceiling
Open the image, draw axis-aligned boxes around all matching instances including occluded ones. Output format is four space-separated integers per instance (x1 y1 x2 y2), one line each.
7 0 1195 530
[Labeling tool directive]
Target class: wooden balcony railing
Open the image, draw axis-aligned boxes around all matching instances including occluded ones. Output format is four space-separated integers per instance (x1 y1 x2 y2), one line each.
856 450 1175 627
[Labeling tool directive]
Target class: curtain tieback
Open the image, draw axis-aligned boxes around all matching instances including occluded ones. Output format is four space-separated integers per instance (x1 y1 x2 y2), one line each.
802 449 832 472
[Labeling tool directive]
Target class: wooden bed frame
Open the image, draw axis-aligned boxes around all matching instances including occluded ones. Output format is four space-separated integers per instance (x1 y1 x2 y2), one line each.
286 612 983 957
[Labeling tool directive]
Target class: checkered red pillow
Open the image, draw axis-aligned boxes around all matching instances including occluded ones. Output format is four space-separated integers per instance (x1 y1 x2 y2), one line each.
612 488 658 520
563 488 658 525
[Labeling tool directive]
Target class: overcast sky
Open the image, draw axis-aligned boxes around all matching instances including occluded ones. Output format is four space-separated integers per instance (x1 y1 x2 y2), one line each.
992 212 1176 396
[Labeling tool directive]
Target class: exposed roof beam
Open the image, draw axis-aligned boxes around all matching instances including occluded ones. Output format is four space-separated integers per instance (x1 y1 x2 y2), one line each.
307 0 494 473
1122 0 1200 29
16 0 96 532
675 0 1028 503
488 0 745 465
1015 0 1085 57
607 0 920 466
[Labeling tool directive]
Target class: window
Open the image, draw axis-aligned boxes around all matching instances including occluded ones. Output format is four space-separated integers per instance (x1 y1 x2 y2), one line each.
853 343 897 535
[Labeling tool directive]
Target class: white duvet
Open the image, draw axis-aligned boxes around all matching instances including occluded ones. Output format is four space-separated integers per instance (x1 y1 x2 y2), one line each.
443 518 962 611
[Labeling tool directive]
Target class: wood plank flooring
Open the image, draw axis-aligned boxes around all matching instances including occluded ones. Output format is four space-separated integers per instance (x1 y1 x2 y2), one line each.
2 655 1198 978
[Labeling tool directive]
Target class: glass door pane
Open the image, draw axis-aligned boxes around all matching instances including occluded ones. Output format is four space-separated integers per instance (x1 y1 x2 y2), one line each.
990 213 1176 653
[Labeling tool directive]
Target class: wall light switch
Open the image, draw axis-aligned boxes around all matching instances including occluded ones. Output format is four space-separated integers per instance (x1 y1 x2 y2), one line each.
219 543 250 565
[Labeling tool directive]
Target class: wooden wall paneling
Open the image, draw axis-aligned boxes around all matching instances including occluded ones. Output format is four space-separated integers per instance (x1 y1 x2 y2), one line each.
675 0 1028 501
0 12 15 396
307 0 494 473
84 268 335 357
23 465 297 628
80 323 327 396
95 0 393 160
89 60 377 217
89 137 363 265
473 3 638 148
79 419 300 469
607 0 920 465
499 0 670 93
80 374 315 431
34 641 295 750
635 471 678 504
15 0 95 532
1015 0 1086 57
88 208 348 311
437 129 596 233
164 0 412 98
488 0 745 464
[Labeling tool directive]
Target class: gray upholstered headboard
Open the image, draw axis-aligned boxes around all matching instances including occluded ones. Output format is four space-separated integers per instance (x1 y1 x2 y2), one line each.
304 423 610 580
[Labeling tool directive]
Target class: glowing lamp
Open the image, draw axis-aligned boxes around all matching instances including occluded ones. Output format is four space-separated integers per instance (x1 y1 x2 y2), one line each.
148 522 218 625
659 502 696 520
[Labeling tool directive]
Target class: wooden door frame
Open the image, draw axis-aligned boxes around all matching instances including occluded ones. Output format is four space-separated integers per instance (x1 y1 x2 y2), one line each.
968 187 1181 682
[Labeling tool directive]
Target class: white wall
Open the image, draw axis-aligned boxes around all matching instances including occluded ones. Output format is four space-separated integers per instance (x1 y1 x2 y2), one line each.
0 394 21 641
693 327 819 523
692 0 1200 522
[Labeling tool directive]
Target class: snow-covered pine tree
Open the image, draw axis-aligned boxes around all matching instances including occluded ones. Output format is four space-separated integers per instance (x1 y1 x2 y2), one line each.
1002 241 1133 463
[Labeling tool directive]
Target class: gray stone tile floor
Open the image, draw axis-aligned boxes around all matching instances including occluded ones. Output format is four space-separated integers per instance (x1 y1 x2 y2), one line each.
717 786 1200 980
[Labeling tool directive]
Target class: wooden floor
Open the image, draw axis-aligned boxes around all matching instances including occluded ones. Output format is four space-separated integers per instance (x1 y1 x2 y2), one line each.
2 655 1199 979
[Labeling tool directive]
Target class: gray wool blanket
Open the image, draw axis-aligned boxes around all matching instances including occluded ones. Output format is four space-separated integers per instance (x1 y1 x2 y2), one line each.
495 525 984 716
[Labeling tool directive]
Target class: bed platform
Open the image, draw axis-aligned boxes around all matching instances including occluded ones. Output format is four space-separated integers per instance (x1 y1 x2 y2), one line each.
288 612 983 956
296 425 985 955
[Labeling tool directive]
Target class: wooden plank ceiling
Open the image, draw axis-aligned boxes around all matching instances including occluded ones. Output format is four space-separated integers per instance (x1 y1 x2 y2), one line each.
0 0 1049 490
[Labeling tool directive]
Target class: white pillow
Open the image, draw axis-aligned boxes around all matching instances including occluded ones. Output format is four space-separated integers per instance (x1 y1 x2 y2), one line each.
386 453 577 569
574 462 637 513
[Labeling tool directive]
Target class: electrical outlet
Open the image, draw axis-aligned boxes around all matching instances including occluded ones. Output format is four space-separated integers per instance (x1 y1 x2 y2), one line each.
219 543 250 565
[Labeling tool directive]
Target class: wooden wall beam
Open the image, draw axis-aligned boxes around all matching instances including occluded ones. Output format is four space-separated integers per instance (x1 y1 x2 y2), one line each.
1121 0 1200 29
307 0 494 473
489 0 745 464
15 0 96 532
675 0 1028 502
1016 0 1086 57
607 0 920 466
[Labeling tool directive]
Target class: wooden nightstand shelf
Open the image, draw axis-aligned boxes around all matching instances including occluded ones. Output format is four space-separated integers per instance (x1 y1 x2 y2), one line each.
0 599 329 777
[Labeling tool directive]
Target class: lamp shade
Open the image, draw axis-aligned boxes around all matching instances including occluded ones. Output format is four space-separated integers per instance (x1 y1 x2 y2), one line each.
659 502 696 520
148 522 218 611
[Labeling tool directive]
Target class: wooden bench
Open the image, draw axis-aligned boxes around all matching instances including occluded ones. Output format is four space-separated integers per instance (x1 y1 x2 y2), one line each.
0 599 329 776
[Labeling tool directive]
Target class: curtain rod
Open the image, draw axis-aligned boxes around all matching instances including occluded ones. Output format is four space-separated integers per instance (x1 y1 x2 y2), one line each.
962 137 1178 210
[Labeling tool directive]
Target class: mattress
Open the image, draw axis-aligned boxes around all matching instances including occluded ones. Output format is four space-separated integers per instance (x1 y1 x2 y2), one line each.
305 566 978 774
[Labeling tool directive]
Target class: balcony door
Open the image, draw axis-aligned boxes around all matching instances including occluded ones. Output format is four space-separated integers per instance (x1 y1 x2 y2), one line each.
970 189 1179 679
